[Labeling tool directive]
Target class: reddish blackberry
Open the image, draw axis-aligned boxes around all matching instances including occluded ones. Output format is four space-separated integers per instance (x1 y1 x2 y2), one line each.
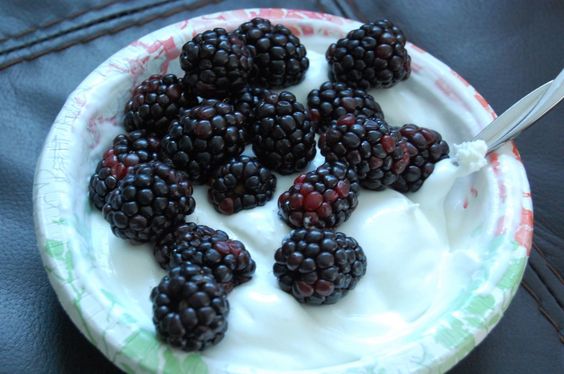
170 238 256 293
252 91 316 174
307 81 384 133
326 19 411 89
151 263 229 351
319 114 410 190
236 17 309 88
103 162 195 243
124 74 198 135
180 28 252 98
391 124 450 193
161 101 247 183
89 130 160 210
278 162 359 229
208 156 276 215
273 228 366 305
154 222 229 269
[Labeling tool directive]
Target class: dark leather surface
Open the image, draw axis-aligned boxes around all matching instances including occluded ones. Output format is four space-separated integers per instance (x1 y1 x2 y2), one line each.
0 0 562 372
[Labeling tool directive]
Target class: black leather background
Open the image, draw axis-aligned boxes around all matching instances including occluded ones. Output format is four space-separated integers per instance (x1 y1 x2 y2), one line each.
0 0 562 372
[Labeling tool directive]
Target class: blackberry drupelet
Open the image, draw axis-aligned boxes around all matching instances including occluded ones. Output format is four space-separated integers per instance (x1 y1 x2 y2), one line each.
154 222 229 269
236 17 309 88
326 19 411 89
233 86 272 125
161 101 247 183
391 124 450 193
103 162 195 243
273 228 367 305
307 81 384 133
89 130 160 210
208 156 276 215
278 161 359 229
170 238 256 293
151 263 229 351
319 114 410 190
252 91 316 174
180 28 252 98
124 74 198 135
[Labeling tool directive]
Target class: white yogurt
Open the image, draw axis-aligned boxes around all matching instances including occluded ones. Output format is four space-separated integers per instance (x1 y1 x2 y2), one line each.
89 49 490 371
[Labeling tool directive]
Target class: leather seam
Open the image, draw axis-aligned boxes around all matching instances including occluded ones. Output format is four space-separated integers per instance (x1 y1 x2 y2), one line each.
0 0 127 44
533 242 564 284
521 281 564 343
528 256 564 309
0 0 180 57
0 0 222 72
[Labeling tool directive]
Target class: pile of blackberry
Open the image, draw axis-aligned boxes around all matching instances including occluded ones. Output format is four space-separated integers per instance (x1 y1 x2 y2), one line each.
88 15 451 352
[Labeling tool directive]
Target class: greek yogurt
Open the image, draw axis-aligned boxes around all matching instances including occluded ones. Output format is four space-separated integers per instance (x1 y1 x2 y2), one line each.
87 48 490 371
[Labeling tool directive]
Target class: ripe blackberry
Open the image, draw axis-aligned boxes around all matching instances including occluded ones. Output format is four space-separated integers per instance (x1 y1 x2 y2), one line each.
89 130 160 210
326 19 411 89
161 101 246 183
124 74 198 135
252 91 316 174
307 81 384 133
232 86 272 125
319 114 410 190
170 238 256 293
154 222 229 269
273 228 367 305
208 156 276 215
236 17 309 88
151 263 229 351
180 28 252 98
103 162 195 243
391 124 450 193
278 162 359 229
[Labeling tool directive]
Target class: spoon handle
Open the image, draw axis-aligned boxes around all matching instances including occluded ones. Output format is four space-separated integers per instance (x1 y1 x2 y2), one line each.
473 68 564 152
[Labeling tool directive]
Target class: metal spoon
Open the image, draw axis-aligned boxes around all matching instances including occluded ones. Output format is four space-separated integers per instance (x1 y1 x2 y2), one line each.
473 68 564 152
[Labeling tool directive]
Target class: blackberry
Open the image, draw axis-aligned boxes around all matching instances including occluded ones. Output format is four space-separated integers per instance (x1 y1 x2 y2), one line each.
273 228 366 305
154 222 229 269
236 17 309 88
170 238 256 293
161 101 247 183
151 263 229 351
233 86 272 125
103 162 195 243
252 91 316 174
278 162 359 229
391 124 450 193
89 130 160 210
307 81 384 133
208 156 276 215
326 19 411 89
124 74 198 135
319 114 410 190
180 28 252 98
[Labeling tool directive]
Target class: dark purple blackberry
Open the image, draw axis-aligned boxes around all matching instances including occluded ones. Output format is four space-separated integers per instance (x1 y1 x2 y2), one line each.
151 263 229 351
103 162 195 243
170 238 256 293
326 19 411 89
307 81 384 133
124 74 198 135
319 114 410 190
236 17 309 88
161 101 247 183
278 162 359 229
391 124 450 193
273 228 366 305
180 28 252 98
154 222 229 269
233 86 272 125
208 156 276 215
252 91 316 174
89 130 160 210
